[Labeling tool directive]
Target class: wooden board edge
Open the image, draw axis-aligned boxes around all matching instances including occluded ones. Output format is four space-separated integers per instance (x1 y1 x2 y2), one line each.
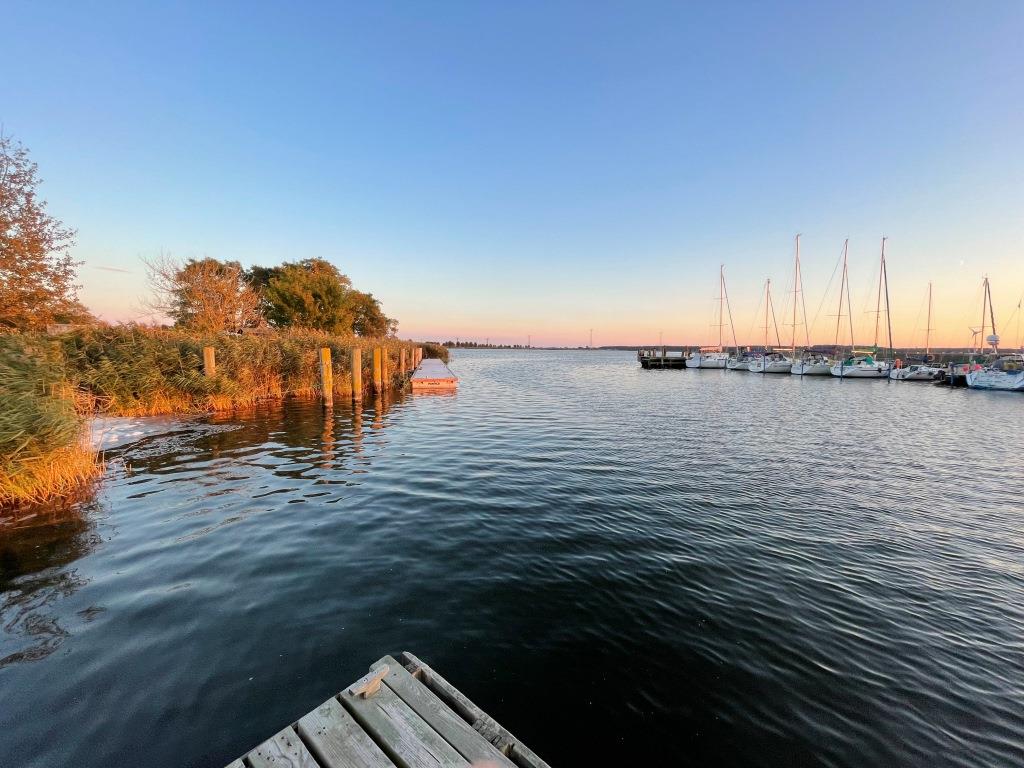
398 652 552 768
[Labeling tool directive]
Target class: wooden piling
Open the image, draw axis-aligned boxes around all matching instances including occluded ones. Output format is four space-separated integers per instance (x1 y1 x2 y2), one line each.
381 348 390 390
400 348 407 378
373 347 383 393
202 346 216 377
351 347 363 400
319 347 333 408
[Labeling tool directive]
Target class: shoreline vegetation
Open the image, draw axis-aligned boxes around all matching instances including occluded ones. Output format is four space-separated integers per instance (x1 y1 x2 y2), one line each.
0 327 446 510
0 133 450 512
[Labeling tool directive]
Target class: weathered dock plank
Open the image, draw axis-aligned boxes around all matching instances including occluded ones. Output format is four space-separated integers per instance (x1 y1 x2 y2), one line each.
246 725 320 768
410 358 458 392
340 681 469 768
371 656 516 768
296 697 395 768
224 652 547 768
400 652 551 768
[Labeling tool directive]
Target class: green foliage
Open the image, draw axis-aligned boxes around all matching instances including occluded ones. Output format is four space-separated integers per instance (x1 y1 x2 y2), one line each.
349 290 390 337
248 258 396 337
261 258 354 333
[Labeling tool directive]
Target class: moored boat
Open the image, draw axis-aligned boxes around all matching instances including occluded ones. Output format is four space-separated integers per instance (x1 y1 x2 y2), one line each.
689 265 738 370
726 353 752 370
749 351 793 373
687 349 728 368
791 354 832 375
966 354 1024 391
830 354 891 378
891 282 940 381
889 362 941 381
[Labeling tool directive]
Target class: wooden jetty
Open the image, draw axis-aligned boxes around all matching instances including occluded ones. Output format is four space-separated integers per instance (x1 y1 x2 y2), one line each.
225 651 549 768
411 358 459 392
637 348 687 369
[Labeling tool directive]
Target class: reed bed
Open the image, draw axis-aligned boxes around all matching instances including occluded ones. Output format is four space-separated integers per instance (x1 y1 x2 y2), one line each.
56 326 445 417
0 336 101 508
0 327 446 508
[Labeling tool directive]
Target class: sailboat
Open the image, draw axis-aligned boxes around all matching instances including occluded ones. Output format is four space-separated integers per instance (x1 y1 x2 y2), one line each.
726 351 755 370
688 265 735 369
748 278 793 373
831 238 893 378
966 277 1024 391
787 234 832 375
890 282 942 380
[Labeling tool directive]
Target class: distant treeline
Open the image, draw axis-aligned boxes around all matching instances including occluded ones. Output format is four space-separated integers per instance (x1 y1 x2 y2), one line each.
443 341 531 349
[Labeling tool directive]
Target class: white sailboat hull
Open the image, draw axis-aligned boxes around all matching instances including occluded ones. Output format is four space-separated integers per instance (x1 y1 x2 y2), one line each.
688 353 728 369
966 370 1024 391
726 359 750 370
749 356 793 374
889 365 941 381
830 362 891 378
790 360 831 375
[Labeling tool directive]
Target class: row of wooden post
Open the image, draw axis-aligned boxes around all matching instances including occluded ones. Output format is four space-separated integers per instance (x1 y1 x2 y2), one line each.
201 345 424 408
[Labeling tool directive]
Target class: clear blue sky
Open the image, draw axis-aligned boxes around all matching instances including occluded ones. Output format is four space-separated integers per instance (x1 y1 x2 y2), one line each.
5 1 1023 346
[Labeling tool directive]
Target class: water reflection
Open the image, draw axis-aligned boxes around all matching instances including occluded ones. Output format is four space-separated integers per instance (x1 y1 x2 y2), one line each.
0 394 411 672
1 353 1021 768
0 502 103 668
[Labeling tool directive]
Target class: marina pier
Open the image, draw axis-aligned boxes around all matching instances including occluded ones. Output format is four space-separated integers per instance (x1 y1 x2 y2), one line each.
638 348 687 369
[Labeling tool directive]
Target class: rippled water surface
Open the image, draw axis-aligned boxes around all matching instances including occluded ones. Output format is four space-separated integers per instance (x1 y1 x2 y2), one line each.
2 350 1022 767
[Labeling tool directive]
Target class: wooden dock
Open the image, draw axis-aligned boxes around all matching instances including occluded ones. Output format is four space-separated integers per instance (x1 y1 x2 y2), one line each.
637 348 686 369
411 358 459 392
225 652 548 768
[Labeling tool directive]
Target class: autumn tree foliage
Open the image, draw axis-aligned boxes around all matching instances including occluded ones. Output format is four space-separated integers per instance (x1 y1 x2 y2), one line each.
146 254 262 333
247 258 394 337
0 135 87 330
148 254 394 337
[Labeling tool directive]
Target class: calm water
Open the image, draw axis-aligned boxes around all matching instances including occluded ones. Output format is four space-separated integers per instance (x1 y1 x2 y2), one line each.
1 350 1022 768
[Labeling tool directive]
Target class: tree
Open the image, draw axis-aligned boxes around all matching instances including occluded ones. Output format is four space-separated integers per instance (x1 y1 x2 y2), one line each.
349 290 394 337
261 258 356 333
145 254 262 333
0 134 81 330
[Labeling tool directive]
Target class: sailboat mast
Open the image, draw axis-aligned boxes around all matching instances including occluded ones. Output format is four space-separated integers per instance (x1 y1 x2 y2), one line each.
987 280 995 352
980 277 988 354
926 282 932 356
764 279 770 350
721 268 739 350
718 264 724 351
882 237 894 358
874 239 884 348
791 235 799 357
834 240 848 348
845 243 855 353
986 278 998 353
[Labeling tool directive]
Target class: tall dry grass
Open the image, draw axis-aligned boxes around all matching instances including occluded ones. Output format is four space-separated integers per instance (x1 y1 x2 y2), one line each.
57 326 446 417
1 326 446 508
0 335 101 508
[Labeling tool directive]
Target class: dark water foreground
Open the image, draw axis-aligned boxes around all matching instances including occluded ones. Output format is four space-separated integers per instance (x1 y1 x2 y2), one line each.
1 350 1022 768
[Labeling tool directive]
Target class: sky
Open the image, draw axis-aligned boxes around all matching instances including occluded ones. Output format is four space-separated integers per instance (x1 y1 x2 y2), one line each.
4 1 1023 348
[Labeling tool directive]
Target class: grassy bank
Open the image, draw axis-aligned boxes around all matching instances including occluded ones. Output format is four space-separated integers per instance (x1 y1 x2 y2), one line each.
0 336 101 508
0 327 446 508
56 326 446 416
